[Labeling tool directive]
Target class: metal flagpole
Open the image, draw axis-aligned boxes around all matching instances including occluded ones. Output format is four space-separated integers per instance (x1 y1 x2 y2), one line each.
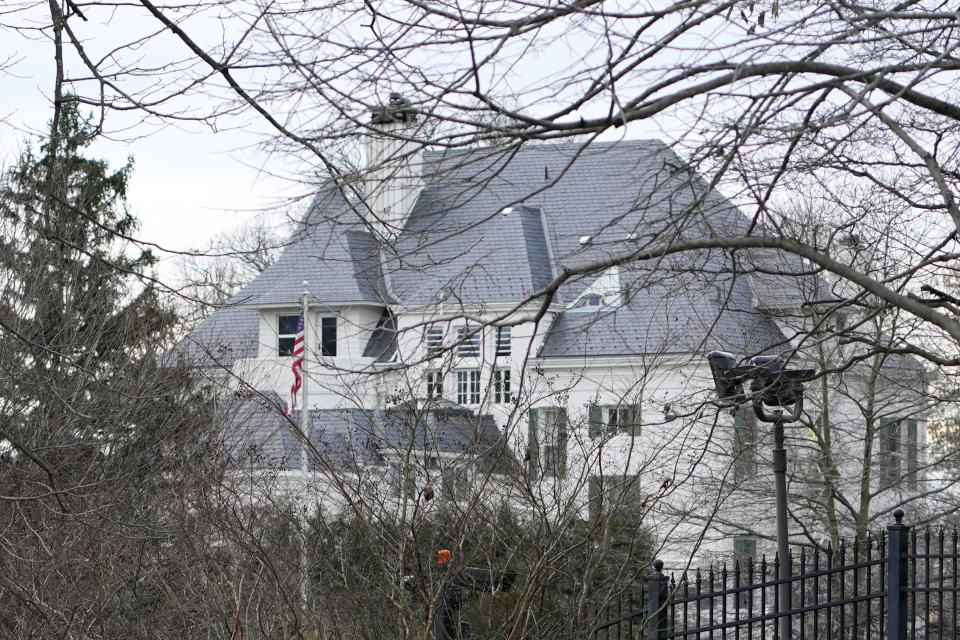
298 281 310 619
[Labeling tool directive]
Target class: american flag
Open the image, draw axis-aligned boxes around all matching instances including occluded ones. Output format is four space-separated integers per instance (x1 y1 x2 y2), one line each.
284 310 305 416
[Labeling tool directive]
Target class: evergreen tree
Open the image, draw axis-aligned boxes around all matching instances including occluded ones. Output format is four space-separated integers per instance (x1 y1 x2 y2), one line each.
0 101 219 637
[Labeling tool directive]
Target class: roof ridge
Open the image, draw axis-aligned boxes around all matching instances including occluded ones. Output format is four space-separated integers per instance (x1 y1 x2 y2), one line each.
422 138 666 159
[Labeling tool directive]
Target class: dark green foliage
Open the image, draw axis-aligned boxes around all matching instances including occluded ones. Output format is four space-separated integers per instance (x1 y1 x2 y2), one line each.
307 501 653 639
0 99 221 638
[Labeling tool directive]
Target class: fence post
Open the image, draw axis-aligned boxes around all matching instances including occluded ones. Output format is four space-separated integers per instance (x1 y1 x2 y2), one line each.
887 508 910 640
646 559 669 640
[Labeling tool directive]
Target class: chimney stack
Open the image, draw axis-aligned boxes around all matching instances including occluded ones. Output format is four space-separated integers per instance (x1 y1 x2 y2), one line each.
365 93 423 239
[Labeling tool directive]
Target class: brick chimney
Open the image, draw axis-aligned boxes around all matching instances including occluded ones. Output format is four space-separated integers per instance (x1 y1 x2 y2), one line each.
365 94 423 238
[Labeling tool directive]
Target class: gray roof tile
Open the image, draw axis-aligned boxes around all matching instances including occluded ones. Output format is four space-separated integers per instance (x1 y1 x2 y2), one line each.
222 396 515 473
169 305 259 369
183 140 790 363
235 189 392 306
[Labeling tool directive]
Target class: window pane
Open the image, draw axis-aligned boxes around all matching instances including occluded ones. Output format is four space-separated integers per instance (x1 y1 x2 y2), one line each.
457 370 475 405
278 337 296 357
278 314 300 335
494 369 511 403
496 327 511 356
457 327 481 356
469 370 480 404
605 405 639 436
427 371 443 398
321 316 337 356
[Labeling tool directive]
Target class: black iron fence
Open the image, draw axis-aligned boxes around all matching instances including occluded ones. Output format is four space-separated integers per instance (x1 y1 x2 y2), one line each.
594 510 959 640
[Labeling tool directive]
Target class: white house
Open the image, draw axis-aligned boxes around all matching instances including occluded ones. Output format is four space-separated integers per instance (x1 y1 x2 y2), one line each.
174 95 928 568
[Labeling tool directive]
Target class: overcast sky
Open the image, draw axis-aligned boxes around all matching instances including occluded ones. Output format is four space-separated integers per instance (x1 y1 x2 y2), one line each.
1 16 304 280
0 1 678 283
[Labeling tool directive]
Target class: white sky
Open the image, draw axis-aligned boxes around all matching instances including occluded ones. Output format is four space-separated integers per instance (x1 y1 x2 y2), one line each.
0 1 691 284
0 16 304 280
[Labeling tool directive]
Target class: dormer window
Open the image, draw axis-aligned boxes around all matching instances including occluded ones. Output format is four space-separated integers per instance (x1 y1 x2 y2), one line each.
457 326 481 357
567 266 623 312
426 325 444 356
572 294 602 308
278 314 300 356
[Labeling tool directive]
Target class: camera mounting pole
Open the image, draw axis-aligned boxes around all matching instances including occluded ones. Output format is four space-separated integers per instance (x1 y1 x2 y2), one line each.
708 351 815 640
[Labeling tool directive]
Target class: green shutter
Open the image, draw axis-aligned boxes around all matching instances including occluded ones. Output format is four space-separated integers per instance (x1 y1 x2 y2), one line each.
907 419 918 488
557 407 568 478
878 417 893 486
589 404 603 438
588 476 601 521
879 417 891 449
528 408 539 476
734 408 747 451
629 405 641 437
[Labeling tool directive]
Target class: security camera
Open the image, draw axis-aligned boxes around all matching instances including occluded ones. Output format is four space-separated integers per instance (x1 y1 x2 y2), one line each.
748 355 816 422
707 350 750 403
749 355 815 408
707 351 816 424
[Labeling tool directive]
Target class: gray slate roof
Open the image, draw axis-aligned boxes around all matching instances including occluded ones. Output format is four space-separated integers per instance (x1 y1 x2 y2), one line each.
393 141 783 356
180 139 790 364
222 394 516 474
170 306 259 368
236 189 391 306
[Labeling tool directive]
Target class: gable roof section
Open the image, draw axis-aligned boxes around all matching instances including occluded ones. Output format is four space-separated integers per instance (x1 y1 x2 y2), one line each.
383 201 553 304
234 188 392 306
539 257 784 358
169 305 259 369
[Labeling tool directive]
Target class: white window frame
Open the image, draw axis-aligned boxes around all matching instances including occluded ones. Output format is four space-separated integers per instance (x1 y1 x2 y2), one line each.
426 325 444 356
607 406 632 431
456 369 480 405
426 370 443 399
495 326 511 357
320 315 337 356
456 326 481 357
493 369 512 404
277 313 300 356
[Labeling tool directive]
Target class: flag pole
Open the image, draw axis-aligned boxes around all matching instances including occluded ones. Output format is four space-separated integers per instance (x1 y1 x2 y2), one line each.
299 280 310 481
298 280 310 619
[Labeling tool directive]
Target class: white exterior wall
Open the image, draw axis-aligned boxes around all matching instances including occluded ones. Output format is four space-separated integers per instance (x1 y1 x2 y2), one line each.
226 300 928 571
238 304 389 409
